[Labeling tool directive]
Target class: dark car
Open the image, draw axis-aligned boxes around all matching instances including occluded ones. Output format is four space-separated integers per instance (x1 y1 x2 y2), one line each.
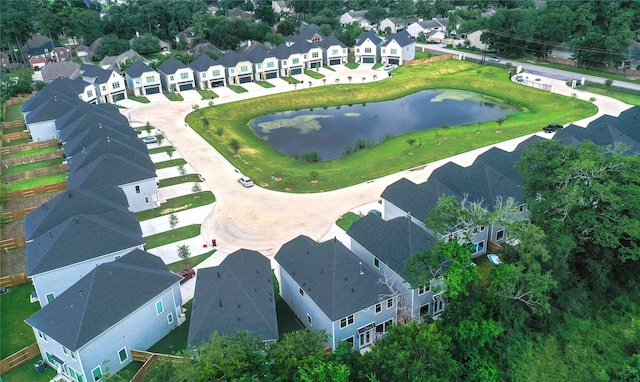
176 269 195 284
543 123 563 133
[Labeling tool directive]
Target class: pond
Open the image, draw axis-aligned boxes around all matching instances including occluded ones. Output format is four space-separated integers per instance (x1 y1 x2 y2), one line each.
249 89 520 161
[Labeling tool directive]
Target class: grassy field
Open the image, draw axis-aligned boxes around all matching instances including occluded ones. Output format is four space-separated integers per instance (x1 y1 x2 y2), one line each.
4 104 23 121
0 283 40 358
158 173 203 188
185 60 597 193
148 146 175 155
6 173 67 192
136 191 214 221
1 359 57 382
154 158 187 170
3 138 30 147
569 83 640 105
164 92 184 102
144 224 202 249
2 158 64 176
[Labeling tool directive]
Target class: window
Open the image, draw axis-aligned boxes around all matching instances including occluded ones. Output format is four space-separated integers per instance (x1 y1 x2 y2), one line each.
155 300 164 314
46 293 55 303
212 69 220 76
303 55 307 59
343 336 354 347
475 241 485 253
146 76 154 83
312 52 319 58
387 298 393 308
70 351 76 360
180 72 189 80
70 368 77 380
46 352 55 365
375 303 381 313
307 314 312 326
87 90 93 98
118 347 128 363
240 65 248 73
292 58 299 64
102 85 107 91
496 230 505 241
257 64 262 70
419 303 431 316
343 49 346 54
390 48 398 55
201 72 207 78
373 257 380 269
167 313 174 324
356 48 360 53
170 75 174 81
230 68 235 74
433 297 445 314
144 197 149 203
299 287 304 297
38 331 48 341
340 315 354 328
267 62 274 68
519 204 526 212
63 346 69 355
364 47 372 53
480 226 485 232
135 79 141 86
92 366 102 381
384 319 393 332
112 82 120 89
332 49 338 55
418 284 430 295
382 49 386 54
135 185 140 194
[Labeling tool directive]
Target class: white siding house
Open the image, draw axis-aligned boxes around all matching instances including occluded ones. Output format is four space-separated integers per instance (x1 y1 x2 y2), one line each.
157 57 195 92
124 60 162 96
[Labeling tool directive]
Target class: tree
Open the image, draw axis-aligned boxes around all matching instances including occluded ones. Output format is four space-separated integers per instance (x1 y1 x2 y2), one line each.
192 182 202 193
145 122 152 136
177 164 187 177
215 127 224 139
229 138 240 156
268 329 329 381
256 1 278 26
277 19 297 36
177 244 191 268
131 34 161 55
169 213 179 236
94 34 130 60
406 138 416 154
365 6 387 26
166 146 175 159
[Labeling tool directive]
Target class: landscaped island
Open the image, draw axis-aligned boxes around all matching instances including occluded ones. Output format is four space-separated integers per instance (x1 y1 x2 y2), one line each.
186 60 597 192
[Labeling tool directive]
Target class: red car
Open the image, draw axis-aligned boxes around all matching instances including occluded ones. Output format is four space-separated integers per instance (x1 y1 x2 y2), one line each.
176 269 195 284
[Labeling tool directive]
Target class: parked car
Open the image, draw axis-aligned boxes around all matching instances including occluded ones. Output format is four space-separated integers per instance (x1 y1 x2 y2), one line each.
488 56 500 63
238 176 254 187
383 64 397 71
543 123 563 133
143 136 158 144
515 75 524 82
176 269 195 284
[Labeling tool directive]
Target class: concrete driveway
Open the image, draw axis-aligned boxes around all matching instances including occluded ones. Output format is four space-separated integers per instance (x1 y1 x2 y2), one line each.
116 98 144 109
212 86 237 97
240 82 265 92
266 78 290 88
180 90 202 102
146 93 169 103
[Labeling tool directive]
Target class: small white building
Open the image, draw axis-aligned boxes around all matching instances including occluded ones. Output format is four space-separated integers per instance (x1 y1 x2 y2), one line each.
157 57 195 92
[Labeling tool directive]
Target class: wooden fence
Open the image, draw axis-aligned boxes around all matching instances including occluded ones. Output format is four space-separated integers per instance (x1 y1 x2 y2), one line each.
1 150 63 167
5 181 67 201
130 350 183 382
0 236 26 250
2 205 38 223
0 272 29 287
0 140 58 155
1 120 26 129
2 131 29 141
0 343 40 374
404 53 454 66
2 163 67 183
4 96 31 108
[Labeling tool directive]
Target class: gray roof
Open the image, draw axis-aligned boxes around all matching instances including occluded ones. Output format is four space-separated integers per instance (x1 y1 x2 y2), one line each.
382 30 414 48
28 40 66 57
67 136 151 173
21 86 76 114
415 19 443 30
275 235 392 321
56 103 127 136
345 10 368 20
66 154 156 190
26 214 143 276
26 250 180 351
79 64 115 84
24 95 82 124
217 50 248 67
381 178 459 222
317 35 347 49
190 54 218 72
241 44 275 63
61 123 137 154
554 120 640 155
125 60 154 78
41 62 81 83
237 41 272 56
24 186 130 241
157 57 188 75
347 214 436 278
188 250 278 346
355 30 382 46
189 43 223 56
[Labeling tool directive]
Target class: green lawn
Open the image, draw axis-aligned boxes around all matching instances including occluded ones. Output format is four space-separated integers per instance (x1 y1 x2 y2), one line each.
304 70 325 79
0 283 40 358
473 254 496 288
415 51 435 60
197 89 218 99
273 273 305 337
256 81 275 88
1 147 57 160
1 158 64 176
144 224 202 249
167 250 216 271
128 95 150 103
136 191 214 221
113 361 144 381
4 104 24 121
372 63 383 70
148 146 175 155
2 125 26 135
154 158 187 170
345 63 360 69
148 300 192 355
3 138 30 147
185 60 597 193
228 85 248 93
281 76 301 84
158 174 203 188
336 212 361 231
6 173 67 192
1 358 57 382
164 92 184 102
569 83 640 105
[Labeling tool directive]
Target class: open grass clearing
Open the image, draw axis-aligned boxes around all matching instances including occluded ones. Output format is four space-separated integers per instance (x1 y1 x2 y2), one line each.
336 212 361 231
158 173 203 188
148 300 192 355
228 85 248 93
154 158 187 170
113 361 144 381
197 89 218 99
144 224 201 249
186 60 597 193
473 254 496 289
6 173 67 192
167 250 216 272
128 95 150 103
2 158 64 176
1 146 58 160
304 70 325 79
0 283 40 358
136 191 214 221
4 104 24 122
164 92 184 102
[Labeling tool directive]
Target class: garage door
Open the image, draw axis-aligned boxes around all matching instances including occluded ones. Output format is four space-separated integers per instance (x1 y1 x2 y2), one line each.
145 86 160 94
362 57 375 63
238 75 252 84
388 58 400 65
112 92 126 102
329 58 341 65
290 67 303 75
179 83 193 91
310 62 321 68
210 79 224 87
265 71 278 79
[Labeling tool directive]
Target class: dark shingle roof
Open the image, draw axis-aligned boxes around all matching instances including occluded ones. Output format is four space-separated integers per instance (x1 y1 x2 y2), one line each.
41 62 81 83
242 45 275 63
66 154 156 190
125 60 154 78
61 124 137 153
355 30 382 46
317 35 347 49
25 95 82 124
26 250 180 351
217 50 248 67
382 30 413 47
188 250 278 346
347 214 436 278
26 214 143 276
79 64 114 84
157 57 187 75
275 235 391 321
381 178 459 222
67 137 151 173
28 40 66 56
271 43 293 59
21 86 76 114
24 186 130 241
189 54 218 72
56 103 127 136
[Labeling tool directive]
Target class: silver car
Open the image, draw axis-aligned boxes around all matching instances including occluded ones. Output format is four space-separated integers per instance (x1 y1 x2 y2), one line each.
238 176 254 187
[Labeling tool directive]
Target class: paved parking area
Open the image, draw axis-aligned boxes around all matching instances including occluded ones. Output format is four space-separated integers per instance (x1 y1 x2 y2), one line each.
180 90 202 102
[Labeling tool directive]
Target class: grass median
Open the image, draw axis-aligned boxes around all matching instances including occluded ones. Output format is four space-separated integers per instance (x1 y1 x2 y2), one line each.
136 191 214 221
158 173 203 187
144 224 201 249
186 60 597 193
154 158 187 170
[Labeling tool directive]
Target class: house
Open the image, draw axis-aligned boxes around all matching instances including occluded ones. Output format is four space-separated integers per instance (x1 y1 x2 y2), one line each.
347 213 446 321
272 43 306 76
464 30 488 51
354 30 382 64
240 42 280 80
61 122 138 156
99 49 140 71
74 44 92 63
124 60 161 96
217 50 254 84
275 235 397 351
318 35 348 66
228 7 255 20
66 136 152 173
380 30 415 65
378 17 416 35
25 250 183 382
188 42 223 57
24 94 83 142
176 27 196 50
189 54 226 89
26 213 144 307
424 29 447 43
407 18 463 39
27 39 71 70
291 24 324 44
157 57 195 92
56 104 131 143
79 64 128 103
41 62 81 83
66 153 159 212
340 10 371 30
188 249 279 346
272 0 290 14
